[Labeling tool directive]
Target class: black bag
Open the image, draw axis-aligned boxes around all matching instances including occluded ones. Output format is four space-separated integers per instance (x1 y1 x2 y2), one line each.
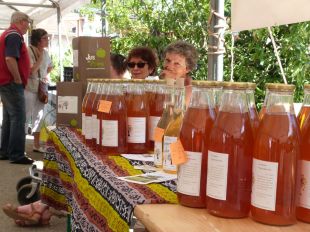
30 46 48 104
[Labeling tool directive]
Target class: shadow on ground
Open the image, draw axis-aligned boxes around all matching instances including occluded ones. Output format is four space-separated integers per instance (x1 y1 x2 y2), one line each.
0 135 67 232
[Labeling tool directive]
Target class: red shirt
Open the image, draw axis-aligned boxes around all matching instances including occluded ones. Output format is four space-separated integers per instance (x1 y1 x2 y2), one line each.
0 25 30 86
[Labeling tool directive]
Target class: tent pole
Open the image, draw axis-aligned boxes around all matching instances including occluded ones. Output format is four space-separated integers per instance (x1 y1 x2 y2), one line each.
208 0 225 81
101 0 106 37
56 6 63 82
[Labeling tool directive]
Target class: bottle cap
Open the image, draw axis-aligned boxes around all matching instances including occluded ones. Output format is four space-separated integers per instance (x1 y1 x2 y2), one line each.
265 83 295 92
222 81 248 90
166 78 175 86
175 78 185 88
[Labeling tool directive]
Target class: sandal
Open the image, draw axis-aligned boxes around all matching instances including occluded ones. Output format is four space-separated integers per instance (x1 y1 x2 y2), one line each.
2 202 51 226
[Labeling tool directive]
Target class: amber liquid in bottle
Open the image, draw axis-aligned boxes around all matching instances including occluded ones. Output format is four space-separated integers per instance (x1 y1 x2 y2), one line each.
101 94 127 155
149 92 165 151
163 109 183 174
154 104 173 168
207 111 253 218
81 92 89 140
91 92 102 149
126 93 149 153
98 92 108 152
178 107 216 208
298 106 310 131
258 106 266 121
251 113 300 225
249 106 260 138
84 92 96 147
296 116 310 223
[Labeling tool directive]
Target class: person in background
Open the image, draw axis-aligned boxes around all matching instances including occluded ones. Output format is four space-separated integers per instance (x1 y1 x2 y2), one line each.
160 41 199 107
110 53 129 79
25 28 53 153
0 11 33 164
126 47 158 79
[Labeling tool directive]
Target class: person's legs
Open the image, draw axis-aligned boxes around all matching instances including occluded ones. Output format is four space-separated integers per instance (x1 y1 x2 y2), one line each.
0 86 10 159
0 83 27 162
31 95 45 151
24 90 33 135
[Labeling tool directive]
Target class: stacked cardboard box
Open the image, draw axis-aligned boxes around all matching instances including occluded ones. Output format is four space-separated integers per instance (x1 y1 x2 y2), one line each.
56 37 111 128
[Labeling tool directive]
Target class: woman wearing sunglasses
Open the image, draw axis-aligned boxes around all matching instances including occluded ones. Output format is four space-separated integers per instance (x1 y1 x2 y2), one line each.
126 47 158 79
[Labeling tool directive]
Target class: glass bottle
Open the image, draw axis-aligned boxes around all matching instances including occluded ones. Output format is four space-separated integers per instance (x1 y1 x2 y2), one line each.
91 81 103 150
246 83 259 139
154 79 175 168
81 81 93 140
213 81 223 114
83 79 99 147
297 84 310 131
101 79 128 155
206 82 254 218
148 80 166 151
97 80 110 151
163 78 186 174
297 114 310 223
258 83 271 121
126 79 149 153
178 81 216 208
251 83 300 226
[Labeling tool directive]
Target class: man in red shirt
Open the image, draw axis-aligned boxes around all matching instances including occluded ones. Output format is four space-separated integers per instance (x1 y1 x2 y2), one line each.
0 11 33 164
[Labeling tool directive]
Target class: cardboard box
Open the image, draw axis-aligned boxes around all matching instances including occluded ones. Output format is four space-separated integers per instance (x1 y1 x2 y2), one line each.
56 82 83 128
72 36 111 83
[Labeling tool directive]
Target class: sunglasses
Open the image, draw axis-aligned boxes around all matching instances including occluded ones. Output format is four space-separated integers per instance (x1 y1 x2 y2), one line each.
127 62 147 68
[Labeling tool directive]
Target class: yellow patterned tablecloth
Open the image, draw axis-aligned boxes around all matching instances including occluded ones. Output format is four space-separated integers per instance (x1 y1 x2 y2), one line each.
41 127 177 232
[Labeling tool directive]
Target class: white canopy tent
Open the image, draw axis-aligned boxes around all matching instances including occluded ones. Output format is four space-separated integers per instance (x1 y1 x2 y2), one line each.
0 0 89 80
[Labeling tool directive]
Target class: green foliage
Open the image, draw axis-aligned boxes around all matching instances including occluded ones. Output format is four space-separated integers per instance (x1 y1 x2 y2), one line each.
88 0 310 104
50 48 73 83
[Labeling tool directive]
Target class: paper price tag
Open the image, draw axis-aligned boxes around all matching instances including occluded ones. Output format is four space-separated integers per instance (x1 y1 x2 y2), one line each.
170 140 188 165
98 100 112 113
154 127 165 142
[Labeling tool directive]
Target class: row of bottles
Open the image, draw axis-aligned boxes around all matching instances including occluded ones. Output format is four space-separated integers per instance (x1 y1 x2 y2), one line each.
174 82 310 226
81 79 168 154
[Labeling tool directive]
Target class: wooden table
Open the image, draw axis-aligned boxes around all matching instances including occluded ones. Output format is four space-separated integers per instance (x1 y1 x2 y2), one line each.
134 204 309 232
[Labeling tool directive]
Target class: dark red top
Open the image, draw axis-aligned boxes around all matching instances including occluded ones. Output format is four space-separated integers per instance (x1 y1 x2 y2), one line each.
0 25 30 86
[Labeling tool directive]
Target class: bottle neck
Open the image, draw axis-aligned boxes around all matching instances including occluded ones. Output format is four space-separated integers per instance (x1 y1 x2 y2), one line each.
174 87 185 113
220 89 248 113
246 89 256 108
189 86 215 109
302 91 310 106
266 91 295 114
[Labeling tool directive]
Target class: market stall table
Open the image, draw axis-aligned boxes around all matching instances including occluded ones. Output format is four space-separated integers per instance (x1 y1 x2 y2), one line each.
134 204 309 232
40 127 177 231
41 126 310 232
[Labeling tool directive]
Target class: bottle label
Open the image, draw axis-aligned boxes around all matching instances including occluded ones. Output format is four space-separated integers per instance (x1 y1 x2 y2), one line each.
299 160 310 209
251 158 278 211
82 113 85 136
163 136 177 171
206 150 229 201
127 117 146 143
154 141 163 166
177 151 202 196
98 100 112 113
102 120 118 147
91 115 99 143
170 140 188 165
84 116 93 139
154 127 165 142
149 116 161 141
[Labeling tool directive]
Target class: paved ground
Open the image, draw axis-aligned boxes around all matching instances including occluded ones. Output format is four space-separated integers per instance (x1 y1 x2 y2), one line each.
0 135 67 232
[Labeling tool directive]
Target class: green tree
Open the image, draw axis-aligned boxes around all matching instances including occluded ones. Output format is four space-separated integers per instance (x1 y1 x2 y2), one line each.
87 0 310 104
